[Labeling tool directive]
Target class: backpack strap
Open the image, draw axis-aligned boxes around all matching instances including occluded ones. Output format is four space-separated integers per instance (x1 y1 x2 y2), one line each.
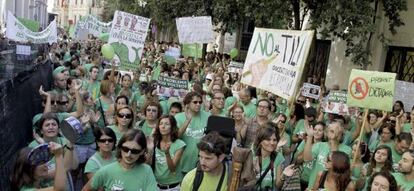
193 162 227 191
137 120 145 129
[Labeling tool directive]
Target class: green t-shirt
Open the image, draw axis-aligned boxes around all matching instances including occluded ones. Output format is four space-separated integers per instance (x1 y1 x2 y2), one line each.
254 152 285 189
307 142 352 189
239 101 256 119
224 96 237 109
136 121 154 137
392 172 414 191
295 141 313 181
154 139 186 185
388 142 402 164
402 123 412 133
91 162 157 191
84 152 117 174
175 110 211 172
20 186 35 191
82 80 101 100
293 119 305 135
180 165 228 191
108 125 124 143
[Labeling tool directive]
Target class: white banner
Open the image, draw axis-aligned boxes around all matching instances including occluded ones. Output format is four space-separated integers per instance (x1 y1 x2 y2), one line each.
176 16 215 44
108 10 150 71
6 11 57 44
223 32 237 53
240 28 314 101
77 15 112 37
394 80 414 111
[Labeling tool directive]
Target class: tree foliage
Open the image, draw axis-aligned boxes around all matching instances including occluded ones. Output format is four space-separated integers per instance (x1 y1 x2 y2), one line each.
101 0 407 68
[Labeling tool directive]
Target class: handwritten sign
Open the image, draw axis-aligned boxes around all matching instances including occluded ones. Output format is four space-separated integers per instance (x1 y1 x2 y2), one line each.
347 69 396 111
302 83 321 99
240 28 314 101
108 11 150 71
157 76 188 98
394 80 414 111
176 16 215 44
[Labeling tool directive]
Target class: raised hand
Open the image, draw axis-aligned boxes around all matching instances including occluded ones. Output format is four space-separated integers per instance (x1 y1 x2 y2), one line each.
38 85 50 97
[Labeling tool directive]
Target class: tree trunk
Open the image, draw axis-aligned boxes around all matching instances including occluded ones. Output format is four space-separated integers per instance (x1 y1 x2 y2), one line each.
292 0 301 30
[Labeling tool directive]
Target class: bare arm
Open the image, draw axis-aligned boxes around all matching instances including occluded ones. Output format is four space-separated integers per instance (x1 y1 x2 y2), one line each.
69 81 84 118
165 147 184 172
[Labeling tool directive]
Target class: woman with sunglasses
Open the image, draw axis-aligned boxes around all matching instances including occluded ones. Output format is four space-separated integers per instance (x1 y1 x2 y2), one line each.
84 127 117 180
108 106 135 142
136 101 162 137
83 129 157 191
150 115 186 191
311 151 355 191
11 142 67 191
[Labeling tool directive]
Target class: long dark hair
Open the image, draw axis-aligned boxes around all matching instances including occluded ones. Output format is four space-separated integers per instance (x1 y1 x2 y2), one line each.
367 171 398 191
10 147 37 190
330 151 352 191
94 127 117 151
153 115 179 147
367 145 393 176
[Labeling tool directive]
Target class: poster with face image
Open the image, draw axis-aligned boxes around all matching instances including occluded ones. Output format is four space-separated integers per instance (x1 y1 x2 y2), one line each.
240 28 314 102
108 11 150 71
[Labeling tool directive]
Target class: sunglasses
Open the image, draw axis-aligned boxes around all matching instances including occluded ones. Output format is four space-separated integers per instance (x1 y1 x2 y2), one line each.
98 138 114 143
58 101 69 105
117 113 133 119
297 100 306 104
146 108 157 113
192 101 202 104
120 146 143 155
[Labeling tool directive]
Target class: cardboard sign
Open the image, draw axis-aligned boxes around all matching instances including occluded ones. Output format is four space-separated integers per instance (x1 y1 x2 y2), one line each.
322 91 350 115
176 16 215 44
394 80 414 112
157 76 188 98
302 83 321 99
108 11 150 71
240 28 314 102
347 69 396 111
228 61 244 74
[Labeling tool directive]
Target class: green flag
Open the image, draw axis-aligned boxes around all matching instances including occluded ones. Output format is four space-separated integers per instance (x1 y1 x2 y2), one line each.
182 43 202 58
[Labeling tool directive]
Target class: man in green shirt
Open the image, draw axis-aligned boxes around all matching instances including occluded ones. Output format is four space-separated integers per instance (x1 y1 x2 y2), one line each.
210 91 227 117
52 66 69 95
390 133 412 166
393 150 414 190
238 88 256 119
82 66 101 100
175 92 211 173
181 132 228 191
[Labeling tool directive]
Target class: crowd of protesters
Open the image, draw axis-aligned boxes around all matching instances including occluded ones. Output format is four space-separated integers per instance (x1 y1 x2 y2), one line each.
7 31 414 191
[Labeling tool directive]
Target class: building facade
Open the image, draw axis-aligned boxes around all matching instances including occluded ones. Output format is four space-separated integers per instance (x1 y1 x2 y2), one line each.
1 0 49 30
52 0 105 27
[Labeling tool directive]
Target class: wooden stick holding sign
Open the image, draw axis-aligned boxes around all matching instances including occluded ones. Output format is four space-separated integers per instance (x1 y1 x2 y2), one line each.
353 108 369 163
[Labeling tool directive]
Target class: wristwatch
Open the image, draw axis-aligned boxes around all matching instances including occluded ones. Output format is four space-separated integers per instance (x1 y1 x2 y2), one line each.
65 144 74 151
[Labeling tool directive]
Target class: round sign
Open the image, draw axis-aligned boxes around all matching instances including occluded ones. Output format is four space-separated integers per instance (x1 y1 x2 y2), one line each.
349 77 369 100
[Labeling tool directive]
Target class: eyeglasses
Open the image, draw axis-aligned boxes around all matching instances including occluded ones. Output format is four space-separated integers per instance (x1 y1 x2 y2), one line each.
258 105 269 109
98 138 114 143
192 101 202 104
58 101 69 105
279 120 286 124
146 108 157 113
297 100 306 104
120 146 143 155
214 97 225 100
117 113 133 119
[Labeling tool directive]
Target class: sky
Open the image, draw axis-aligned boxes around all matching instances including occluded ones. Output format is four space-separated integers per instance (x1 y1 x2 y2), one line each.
47 0 54 12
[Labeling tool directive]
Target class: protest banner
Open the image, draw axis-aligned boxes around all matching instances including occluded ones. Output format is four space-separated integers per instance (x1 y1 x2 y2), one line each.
157 76 189 98
182 43 202 58
301 83 321 99
223 32 237 53
103 69 134 82
108 10 150 71
176 16 215 44
6 11 57 44
394 80 414 111
228 61 244 74
240 28 314 102
347 69 396 111
17 17 39 32
321 91 350 115
80 15 112 37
